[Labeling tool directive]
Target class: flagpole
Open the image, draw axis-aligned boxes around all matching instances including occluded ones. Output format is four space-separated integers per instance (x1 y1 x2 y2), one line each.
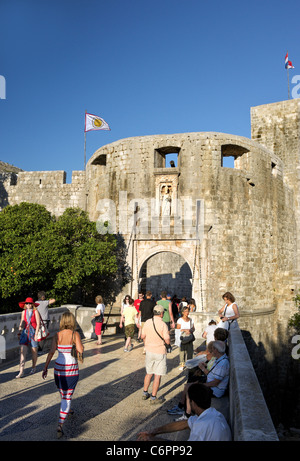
287 67 290 100
84 110 87 212
84 110 87 170
84 131 86 170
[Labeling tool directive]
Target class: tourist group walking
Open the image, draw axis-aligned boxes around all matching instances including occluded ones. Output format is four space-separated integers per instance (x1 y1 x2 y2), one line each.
14 289 239 441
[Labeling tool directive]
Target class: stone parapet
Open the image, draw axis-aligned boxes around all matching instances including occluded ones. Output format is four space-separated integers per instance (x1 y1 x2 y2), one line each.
228 324 279 440
0 305 117 366
0 306 70 364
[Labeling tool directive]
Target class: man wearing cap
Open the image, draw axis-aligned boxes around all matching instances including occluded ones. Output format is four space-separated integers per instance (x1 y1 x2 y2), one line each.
141 304 171 404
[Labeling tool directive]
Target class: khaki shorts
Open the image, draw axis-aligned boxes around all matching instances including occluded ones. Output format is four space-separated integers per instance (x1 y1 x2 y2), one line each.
145 351 167 376
125 324 135 338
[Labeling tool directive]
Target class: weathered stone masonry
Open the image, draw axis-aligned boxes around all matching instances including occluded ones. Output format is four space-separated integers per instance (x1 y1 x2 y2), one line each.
2 99 300 359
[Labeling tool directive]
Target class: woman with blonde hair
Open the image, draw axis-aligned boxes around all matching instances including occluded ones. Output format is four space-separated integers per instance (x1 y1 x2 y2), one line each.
42 311 84 438
91 295 105 345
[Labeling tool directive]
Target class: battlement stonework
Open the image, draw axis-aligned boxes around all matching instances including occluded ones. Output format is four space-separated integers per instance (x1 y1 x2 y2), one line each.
5 170 86 216
1 99 300 355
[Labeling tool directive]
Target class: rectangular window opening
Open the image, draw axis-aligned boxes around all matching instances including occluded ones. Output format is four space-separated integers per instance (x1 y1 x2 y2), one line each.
221 156 235 168
221 144 250 169
154 147 180 168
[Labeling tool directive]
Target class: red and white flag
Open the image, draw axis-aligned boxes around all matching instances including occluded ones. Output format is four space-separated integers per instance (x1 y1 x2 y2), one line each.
285 52 295 69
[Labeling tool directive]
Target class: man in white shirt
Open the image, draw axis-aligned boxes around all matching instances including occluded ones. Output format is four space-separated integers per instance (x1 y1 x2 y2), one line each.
137 382 232 441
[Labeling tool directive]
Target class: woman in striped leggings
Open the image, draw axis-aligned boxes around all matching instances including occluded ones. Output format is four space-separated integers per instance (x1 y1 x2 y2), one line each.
42 312 84 438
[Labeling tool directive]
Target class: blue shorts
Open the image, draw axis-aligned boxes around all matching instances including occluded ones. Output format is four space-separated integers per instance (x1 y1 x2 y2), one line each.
19 330 38 348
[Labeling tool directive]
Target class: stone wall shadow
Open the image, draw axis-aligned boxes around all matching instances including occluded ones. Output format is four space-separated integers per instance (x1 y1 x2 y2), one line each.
0 181 9 209
241 327 300 428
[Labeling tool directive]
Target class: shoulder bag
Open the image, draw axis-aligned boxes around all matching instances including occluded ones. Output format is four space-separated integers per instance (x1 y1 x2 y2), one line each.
95 312 104 323
36 311 49 342
180 320 195 344
152 318 172 353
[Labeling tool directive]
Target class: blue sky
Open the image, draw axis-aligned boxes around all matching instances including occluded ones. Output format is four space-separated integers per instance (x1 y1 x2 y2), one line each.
0 0 299 180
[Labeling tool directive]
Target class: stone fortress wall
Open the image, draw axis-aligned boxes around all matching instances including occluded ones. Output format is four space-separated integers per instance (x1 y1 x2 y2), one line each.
1 99 300 356
3 170 86 216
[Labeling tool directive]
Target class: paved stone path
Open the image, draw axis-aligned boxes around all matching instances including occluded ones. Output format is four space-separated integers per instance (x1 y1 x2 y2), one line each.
0 335 202 441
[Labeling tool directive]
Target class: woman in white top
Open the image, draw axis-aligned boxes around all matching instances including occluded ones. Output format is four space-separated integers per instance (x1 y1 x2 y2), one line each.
202 319 218 344
91 295 105 345
176 305 195 371
218 292 239 330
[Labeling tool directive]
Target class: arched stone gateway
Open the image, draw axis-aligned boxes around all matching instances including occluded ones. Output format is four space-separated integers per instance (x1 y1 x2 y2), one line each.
126 236 206 311
84 127 298 327
139 251 193 302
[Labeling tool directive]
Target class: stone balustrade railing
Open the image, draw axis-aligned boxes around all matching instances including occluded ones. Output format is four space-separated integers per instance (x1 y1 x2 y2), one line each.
227 324 278 440
0 305 278 441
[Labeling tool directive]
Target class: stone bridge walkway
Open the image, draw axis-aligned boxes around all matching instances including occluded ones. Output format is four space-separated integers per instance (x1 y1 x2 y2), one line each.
0 335 198 442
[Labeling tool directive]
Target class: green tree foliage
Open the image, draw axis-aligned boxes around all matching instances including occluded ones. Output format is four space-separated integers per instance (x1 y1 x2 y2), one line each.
0 203 118 313
289 291 300 334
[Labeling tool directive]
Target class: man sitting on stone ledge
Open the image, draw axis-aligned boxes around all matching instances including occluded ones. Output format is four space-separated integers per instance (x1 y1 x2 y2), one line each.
198 340 230 398
167 340 230 421
137 382 232 441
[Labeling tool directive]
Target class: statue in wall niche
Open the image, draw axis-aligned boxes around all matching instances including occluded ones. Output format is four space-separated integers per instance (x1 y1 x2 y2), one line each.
160 184 172 216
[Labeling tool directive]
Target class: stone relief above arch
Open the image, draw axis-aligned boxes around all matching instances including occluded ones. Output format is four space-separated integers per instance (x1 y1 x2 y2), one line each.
154 172 179 217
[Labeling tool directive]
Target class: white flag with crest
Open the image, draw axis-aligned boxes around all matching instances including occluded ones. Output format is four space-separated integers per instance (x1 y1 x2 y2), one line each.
85 113 111 132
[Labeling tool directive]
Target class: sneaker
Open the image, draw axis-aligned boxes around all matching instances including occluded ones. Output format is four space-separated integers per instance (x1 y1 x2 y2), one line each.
29 368 36 375
167 405 184 415
142 392 150 400
124 348 128 352
128 345 133 351
150 396 166 405
174 414 188 422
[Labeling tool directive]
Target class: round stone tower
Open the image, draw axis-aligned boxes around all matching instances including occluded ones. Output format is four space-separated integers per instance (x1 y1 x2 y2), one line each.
86 130 297 341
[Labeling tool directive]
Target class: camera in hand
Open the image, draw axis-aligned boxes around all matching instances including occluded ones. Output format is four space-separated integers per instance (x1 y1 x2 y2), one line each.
165 343 172 353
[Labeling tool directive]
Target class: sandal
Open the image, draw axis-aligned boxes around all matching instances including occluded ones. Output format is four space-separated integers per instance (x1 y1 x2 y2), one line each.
57 425 64 439
15 372 24 379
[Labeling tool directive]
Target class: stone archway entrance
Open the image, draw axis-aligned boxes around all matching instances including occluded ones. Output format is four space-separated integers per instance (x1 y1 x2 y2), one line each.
139 251 192 301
